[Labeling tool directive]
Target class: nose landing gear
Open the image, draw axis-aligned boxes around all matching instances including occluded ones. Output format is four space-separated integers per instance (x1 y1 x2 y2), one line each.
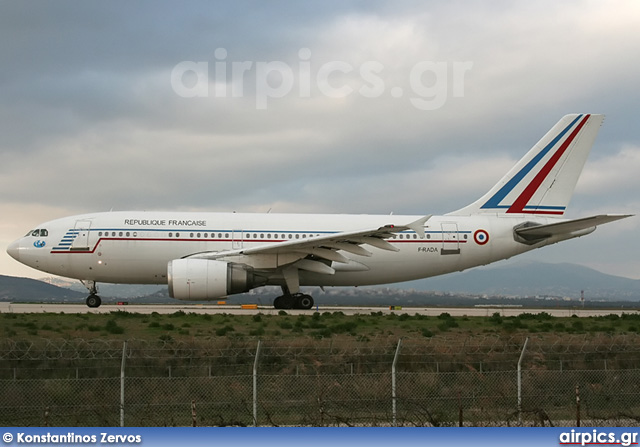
86 294 102 308
81 280 102 308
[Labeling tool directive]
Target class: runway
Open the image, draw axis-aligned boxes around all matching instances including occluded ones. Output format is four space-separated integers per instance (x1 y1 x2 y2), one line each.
1 302 638 318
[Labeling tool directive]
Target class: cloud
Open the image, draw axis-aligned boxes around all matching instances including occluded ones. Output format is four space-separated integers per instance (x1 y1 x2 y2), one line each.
579 146 640 198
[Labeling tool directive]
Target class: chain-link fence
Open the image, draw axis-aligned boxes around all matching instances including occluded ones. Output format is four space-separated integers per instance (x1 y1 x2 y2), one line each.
2 336 640 426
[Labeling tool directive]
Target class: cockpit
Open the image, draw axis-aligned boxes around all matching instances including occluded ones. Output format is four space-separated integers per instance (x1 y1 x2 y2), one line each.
25 229 49 237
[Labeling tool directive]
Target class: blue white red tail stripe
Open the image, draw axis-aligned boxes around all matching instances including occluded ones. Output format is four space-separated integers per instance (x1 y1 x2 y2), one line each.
478 114 591 215
507 114 591 214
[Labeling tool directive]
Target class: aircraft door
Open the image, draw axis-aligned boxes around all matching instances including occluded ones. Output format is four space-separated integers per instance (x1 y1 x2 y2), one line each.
440 222 461 255
71 220 92 251
232 230 244 249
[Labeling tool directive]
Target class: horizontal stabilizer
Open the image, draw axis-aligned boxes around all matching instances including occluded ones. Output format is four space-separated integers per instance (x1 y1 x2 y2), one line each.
514 214 632 243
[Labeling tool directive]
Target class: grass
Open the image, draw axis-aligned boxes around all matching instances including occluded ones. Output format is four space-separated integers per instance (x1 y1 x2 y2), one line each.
2 309 640 342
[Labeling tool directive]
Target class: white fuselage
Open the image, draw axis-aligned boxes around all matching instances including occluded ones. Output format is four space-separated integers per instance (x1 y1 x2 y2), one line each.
8 210 550 288
6 114 628 307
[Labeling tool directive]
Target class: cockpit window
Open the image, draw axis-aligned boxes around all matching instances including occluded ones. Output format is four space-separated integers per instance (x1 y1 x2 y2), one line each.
26 229 48 237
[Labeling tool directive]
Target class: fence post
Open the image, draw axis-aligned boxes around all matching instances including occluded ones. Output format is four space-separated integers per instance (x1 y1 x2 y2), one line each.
458 391 463 427
517 337 529 425
120 340 127 427
253 339 262 427
576 385 580 427
392 338 402 427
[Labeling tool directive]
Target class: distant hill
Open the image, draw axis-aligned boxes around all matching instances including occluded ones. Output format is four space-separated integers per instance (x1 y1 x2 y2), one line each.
43 277 164 299
1 262 639 305
0 275 85 302
410 261 640 301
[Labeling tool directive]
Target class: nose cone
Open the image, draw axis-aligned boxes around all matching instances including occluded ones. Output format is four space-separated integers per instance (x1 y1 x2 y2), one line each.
7 240 21 262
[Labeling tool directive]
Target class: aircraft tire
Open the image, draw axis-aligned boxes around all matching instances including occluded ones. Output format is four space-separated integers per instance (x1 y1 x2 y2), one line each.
296 294 314 310
86 294 102 308
280 294 296 309
274 294 301 309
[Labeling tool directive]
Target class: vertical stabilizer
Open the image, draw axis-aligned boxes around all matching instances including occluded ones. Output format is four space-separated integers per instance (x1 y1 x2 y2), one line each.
450 114 604 216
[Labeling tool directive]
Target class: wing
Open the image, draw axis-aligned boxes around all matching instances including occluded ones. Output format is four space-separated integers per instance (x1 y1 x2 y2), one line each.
185 215 431 291
514 214 632 244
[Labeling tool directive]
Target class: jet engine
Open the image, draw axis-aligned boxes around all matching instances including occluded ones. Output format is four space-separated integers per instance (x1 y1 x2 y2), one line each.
168 259 260 300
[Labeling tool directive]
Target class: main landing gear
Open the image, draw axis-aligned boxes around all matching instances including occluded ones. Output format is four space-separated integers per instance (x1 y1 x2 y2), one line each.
273 292 314 310
81 280 102 308
273 267 315 310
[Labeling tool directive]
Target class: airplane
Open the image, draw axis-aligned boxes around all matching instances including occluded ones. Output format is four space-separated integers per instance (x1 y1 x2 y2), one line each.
6 114 632 309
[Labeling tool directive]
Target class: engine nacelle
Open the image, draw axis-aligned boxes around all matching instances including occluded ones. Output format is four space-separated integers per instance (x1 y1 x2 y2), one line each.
167 259 258 301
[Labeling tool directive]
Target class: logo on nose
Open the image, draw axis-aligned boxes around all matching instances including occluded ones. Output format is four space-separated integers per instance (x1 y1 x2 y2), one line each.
34 240 46 248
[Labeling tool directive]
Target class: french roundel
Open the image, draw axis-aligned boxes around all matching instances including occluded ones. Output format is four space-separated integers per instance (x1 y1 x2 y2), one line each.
474 229 489 245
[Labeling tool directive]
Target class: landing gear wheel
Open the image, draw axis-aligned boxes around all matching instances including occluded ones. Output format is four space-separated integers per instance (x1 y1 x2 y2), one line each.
86 294 102 308
274 295 295 309
280 294 296 309
273 293 315 310
296 294 314 310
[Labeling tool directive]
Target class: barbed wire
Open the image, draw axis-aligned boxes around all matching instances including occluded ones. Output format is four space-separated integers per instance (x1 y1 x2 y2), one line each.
2 335 640 369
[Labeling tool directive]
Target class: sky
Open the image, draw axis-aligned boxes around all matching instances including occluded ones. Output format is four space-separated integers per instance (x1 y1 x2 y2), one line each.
1 0 639 281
